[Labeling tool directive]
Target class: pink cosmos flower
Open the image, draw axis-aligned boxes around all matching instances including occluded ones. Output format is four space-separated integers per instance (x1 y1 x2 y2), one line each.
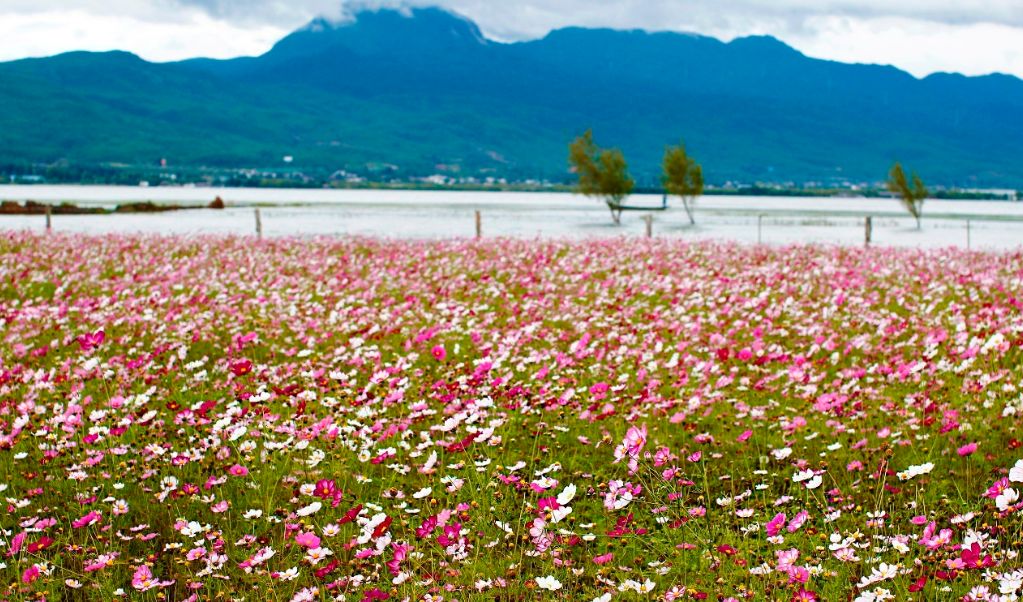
603 480 642 510
957 442 978 457
84 552 118 572
416 515 438 538
431 345 446 360
294 532 321 549
77 330 105 351
786 510 809 533
961 543 996 569
613 425 647 464
386 542 412 575
766 513 787 537
7 531 27 557
792 588 819 601
314 479 340 500
132 565 175 590
22 564 40 584
920 522 952 550
72 510 102 529
787 565 810 584
775 548 799 572
985 477 1011 499
228 464 248 477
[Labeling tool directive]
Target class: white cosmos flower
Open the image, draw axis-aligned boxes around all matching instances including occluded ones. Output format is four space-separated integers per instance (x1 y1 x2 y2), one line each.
896 462 934 481
612 491 633 510
413 487 432 499
1009 459 1023 483
772 447 792 460
179 521 204 537
304 547 332 565
551 506 572 523
999 570 1023 595
854 588 894 602
357 513 389 545
277 567 300 581
620 578 656 593
536 575 562 591
996 488 1019 511
296 502 322 517
557 483 577 506
792 469 824 489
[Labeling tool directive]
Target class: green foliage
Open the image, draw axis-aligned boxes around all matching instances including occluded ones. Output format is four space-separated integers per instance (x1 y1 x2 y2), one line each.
887 162 929 229
568 130 635 224
662 142 704 225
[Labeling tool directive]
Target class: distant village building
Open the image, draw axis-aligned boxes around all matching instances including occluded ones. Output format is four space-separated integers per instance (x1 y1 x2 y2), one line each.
422 175 451 185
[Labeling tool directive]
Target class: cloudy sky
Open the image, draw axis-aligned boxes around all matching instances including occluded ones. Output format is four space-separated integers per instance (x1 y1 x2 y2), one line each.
1 0 1021 78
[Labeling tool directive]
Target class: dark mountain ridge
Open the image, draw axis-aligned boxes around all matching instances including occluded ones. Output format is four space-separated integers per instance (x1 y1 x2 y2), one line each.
2 6 1021 186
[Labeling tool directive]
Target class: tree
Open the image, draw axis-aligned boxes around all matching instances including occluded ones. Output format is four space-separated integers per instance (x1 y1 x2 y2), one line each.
662 142 704 225
568 130 634 225
887 162 928 229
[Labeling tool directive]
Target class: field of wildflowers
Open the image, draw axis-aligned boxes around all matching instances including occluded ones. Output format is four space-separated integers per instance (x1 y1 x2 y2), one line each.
1 232 1022 602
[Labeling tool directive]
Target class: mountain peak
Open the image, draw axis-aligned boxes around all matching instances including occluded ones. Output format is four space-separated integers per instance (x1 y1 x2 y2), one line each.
269 6 487 60
726 35 800 57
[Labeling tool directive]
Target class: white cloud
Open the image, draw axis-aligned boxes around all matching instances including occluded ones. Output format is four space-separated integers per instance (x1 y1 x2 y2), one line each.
0 1 1021 77
789 16 1023 78
0 9 286 61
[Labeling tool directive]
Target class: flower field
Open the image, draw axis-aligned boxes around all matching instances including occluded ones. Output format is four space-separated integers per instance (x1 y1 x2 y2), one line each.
1 232 1023 602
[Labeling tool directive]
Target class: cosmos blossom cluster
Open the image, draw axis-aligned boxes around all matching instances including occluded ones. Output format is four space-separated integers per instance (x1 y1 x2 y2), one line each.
1 232 1022 601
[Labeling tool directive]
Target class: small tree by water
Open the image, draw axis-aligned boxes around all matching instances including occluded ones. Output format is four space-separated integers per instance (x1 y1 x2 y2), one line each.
568 130 634 225
662 142 704 225
887 162 928 229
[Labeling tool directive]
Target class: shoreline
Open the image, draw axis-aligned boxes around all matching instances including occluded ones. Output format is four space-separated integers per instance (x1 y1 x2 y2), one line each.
0 198 226 215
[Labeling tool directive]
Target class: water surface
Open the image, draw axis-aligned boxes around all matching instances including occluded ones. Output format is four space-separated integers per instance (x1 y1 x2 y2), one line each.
1 185 1020 249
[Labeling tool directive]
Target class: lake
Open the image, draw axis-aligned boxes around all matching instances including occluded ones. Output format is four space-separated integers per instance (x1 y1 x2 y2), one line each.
1 185 1021 249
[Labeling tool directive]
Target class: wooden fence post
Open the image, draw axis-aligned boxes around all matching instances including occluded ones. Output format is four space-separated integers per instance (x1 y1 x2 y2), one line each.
966 220 971 250
644 214 653 238
757 214 763 244
475 210 482 239
255 209 262 238
45 204 52 232
864 216 872 247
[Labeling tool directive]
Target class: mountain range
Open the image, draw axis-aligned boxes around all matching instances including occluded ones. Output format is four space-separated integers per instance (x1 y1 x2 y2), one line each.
1 6 1022 187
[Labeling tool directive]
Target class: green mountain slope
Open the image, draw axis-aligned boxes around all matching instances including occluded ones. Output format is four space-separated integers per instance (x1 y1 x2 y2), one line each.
1 7 1021 186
